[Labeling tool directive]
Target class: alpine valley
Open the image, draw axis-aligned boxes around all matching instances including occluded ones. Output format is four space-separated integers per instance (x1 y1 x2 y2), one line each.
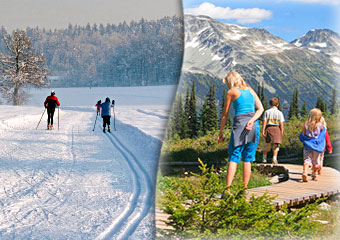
180 15 340 112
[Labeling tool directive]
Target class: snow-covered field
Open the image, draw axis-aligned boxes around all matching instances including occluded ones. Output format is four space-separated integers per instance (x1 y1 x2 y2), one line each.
0 85 177 239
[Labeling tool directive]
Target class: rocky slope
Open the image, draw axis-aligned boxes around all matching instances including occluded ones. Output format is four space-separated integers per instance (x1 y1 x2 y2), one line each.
180 15 340 111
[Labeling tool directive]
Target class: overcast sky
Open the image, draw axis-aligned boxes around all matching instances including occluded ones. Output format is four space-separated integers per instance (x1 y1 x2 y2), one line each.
0 0 183 31
184 0 339 41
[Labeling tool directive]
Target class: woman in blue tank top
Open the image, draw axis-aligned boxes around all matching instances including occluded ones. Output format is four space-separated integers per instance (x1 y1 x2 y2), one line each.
218 72 264 189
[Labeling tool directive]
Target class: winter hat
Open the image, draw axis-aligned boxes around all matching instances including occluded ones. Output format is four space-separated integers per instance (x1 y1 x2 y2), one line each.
51 90 55 95
105 97 110 102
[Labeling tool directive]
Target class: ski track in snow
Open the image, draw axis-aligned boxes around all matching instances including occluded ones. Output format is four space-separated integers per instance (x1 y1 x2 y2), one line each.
0 86 173 239
96 122 153 240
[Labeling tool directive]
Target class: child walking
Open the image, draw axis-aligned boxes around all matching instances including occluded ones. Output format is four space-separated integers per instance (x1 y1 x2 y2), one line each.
262 97 284 164
299 108 326 182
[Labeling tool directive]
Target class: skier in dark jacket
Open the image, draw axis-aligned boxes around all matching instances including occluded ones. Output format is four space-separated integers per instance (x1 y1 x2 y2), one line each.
99 97 113 133
44 90 60 130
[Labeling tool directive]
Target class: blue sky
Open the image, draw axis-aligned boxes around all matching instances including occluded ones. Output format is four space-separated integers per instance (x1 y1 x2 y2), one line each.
183 0 339 42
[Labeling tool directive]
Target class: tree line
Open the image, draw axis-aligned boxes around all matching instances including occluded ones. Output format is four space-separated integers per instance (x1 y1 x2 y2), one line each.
167 82 338 140
0 16 184 88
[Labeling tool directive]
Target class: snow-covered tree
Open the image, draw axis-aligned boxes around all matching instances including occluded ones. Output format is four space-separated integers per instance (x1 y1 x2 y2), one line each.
0 31 48 105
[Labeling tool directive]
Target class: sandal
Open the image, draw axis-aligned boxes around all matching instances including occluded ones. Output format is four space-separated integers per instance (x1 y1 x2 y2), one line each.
312 173 318 181
302 173 308 182
318 168 322 175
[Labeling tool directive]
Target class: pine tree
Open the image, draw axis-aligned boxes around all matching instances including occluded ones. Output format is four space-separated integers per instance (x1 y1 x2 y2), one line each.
167 95 180 139
219 88 232 130
183 87 191 138
300 101 308 118
277 96 282 111
187 82 198 138
324 102 328 115
219 89 226 126
257 82 268 111
316 96 325 112
288 88 299 119
330 88 337 115
295 88 299 116
169 94 186 139
257 84 262 99
200 84 218 135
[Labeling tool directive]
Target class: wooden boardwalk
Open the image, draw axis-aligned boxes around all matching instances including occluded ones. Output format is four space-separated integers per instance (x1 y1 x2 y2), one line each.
156 164 340 230
248 164 340 207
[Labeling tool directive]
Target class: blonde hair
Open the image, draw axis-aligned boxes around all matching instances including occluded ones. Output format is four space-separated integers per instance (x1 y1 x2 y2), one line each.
306 108 322 132
223 72 248 89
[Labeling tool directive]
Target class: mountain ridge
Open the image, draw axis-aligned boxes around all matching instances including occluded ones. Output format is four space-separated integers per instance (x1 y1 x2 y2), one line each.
180 15 339 111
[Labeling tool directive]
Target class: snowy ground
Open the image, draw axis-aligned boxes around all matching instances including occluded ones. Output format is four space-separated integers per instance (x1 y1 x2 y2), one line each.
0 85 177 239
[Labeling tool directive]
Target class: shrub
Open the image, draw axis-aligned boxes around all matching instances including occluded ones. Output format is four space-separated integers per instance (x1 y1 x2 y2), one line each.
160 160 322 239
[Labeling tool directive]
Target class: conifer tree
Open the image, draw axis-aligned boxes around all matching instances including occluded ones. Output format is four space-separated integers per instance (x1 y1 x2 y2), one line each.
257 84 262 99
200 84 218 135
219 89 226 126
300 100 308 118
277 96 282 111
187 81 198 138
324 102 328 115
183 87 191 138
219 88 232 129
316 96 325 112
169 94 186 139
288 88 299 119
257 82 268 111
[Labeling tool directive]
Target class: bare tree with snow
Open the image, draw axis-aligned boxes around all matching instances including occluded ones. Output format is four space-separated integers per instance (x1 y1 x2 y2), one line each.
0 30 48 105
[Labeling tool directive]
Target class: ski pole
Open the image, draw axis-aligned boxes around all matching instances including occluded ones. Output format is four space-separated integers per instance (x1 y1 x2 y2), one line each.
114 109 116 131
58 107 60 131
92 113 98 131
36 108 46 130
111 100 116 131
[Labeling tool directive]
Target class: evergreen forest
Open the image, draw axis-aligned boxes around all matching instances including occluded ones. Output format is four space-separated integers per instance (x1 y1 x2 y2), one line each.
0 16 184 87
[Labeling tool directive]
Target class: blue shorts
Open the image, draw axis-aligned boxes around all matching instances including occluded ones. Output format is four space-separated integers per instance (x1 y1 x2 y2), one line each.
228 121 260 164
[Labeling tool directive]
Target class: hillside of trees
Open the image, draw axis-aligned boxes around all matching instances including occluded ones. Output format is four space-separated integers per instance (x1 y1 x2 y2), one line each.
167 81 338 141
0 16 184 87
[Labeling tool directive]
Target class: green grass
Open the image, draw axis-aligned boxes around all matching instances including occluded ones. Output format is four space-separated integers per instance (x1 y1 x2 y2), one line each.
309 199 340 240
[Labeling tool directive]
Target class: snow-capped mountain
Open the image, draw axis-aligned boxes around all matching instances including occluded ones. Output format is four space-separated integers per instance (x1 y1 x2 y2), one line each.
291 29 340 65
181 15 339 109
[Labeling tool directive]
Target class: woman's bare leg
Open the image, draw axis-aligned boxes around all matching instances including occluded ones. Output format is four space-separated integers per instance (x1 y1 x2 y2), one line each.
243 162 251 188
226 161 237 187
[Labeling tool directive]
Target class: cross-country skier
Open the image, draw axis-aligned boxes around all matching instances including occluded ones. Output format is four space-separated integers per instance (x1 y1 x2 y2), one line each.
44 90 60 130
95 100 102 116
98 97 113 133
